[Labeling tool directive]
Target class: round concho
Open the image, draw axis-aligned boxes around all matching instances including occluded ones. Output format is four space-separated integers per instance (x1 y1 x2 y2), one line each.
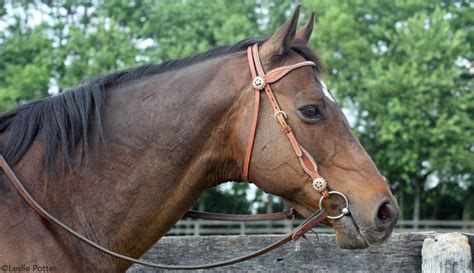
252 76 266 90
312 178 327 193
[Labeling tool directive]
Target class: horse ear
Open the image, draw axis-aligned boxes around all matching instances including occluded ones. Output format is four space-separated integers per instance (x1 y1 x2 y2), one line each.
260 5 300 58
296 11 315 42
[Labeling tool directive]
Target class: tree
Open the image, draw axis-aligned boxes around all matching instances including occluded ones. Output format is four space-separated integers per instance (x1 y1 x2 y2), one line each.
304 0 473 222
0 0 293 214
2 1 471 220
0 25 54 111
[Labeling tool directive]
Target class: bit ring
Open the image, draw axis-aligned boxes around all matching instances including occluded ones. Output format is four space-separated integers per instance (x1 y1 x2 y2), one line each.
319 191 350 220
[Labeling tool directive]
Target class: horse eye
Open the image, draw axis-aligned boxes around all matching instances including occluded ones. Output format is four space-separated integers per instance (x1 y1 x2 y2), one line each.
298 105 324 123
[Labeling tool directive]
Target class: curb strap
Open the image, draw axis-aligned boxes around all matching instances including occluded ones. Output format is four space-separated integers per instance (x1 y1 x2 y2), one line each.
0 155 327 270
243 44 329 198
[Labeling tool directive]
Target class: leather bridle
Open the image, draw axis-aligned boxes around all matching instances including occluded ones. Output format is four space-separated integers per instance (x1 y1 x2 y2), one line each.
244 44 329 196
0 43 350 270
243 43 350 220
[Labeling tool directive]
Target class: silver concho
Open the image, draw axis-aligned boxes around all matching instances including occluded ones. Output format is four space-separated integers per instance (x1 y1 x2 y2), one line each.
252 76 266 90
312 178 327 192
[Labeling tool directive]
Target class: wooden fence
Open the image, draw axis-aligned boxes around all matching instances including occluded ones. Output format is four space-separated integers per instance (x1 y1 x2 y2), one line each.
167 219 474 236
127 232 473 272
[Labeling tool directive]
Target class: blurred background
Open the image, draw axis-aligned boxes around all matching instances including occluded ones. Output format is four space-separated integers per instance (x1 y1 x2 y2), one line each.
0 0 472 233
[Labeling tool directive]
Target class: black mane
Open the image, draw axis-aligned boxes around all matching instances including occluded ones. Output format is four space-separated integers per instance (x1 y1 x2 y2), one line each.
0 37 323 173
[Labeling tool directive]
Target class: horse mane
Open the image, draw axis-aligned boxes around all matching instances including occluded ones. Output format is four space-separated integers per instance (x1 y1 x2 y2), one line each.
0 37 324 173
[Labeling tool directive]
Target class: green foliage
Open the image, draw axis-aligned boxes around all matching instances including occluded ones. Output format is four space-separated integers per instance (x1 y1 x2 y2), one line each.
304 0 473 219
0 25 54 111
58 20 141 89
0 0 288 214
0 1 471 219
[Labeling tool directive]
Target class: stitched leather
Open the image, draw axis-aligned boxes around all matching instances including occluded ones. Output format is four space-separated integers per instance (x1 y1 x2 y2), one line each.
243 43 329 198
243 43 319 180
242 46 261 182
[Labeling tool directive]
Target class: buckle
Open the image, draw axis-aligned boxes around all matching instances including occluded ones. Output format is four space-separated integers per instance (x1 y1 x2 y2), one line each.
274 110 287 120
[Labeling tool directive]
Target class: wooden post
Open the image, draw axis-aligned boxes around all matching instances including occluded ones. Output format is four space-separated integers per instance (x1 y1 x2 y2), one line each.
193 220 200 236
193 202 204 236
267 195 273 231
422 233 472 273
240 222 245 235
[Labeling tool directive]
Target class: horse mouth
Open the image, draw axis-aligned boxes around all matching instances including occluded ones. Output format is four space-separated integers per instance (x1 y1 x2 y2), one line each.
331 214 392 249
289 200 393 249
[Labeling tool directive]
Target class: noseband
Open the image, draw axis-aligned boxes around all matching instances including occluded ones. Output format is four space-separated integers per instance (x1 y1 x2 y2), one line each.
0 43 350 270
244 44 349 219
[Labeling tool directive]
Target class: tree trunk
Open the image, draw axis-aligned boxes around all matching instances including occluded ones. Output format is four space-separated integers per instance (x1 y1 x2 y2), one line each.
430 200 440 220
463 191 474 230
266 195 274 213
399 192 404 221
413 177 421 230
430 190 440 220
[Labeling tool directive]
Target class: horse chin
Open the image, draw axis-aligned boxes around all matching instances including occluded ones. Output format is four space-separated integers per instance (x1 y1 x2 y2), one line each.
332 216 369 249
332 215 392 249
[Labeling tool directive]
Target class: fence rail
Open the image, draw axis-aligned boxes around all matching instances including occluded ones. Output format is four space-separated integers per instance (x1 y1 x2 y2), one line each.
167 219 474 236
128 232 474 273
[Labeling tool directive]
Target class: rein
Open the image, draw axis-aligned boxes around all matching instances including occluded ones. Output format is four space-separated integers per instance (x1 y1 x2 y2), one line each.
184 208 296 221
0 155 326 269
0 43 350 270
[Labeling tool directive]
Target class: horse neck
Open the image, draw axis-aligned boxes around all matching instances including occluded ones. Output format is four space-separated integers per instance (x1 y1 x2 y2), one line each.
11 54 248 270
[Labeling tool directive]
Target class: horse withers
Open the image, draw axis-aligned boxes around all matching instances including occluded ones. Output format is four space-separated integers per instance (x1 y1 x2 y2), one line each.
0 6 399 272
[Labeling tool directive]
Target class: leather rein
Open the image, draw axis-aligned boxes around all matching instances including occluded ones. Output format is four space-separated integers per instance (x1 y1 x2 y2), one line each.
0 43 349 270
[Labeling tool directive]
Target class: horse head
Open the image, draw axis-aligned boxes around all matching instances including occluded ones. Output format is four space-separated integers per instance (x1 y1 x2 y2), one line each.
231 7 399 249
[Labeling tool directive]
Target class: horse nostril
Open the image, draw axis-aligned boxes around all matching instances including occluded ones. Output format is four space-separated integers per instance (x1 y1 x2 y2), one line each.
377 202 390 221
374 199 399 231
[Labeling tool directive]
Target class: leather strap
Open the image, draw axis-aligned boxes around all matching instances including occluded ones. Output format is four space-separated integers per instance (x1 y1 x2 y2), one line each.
243 44 328 199
251 44 303 157
242 46 260 181
292 208 328 240
0 155 327 270
184 208 295 221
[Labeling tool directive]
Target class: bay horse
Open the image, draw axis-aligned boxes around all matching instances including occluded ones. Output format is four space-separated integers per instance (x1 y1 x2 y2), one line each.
0 7 399 272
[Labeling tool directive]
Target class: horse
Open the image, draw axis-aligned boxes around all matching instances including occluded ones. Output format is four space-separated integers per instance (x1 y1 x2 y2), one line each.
0 7 399 272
